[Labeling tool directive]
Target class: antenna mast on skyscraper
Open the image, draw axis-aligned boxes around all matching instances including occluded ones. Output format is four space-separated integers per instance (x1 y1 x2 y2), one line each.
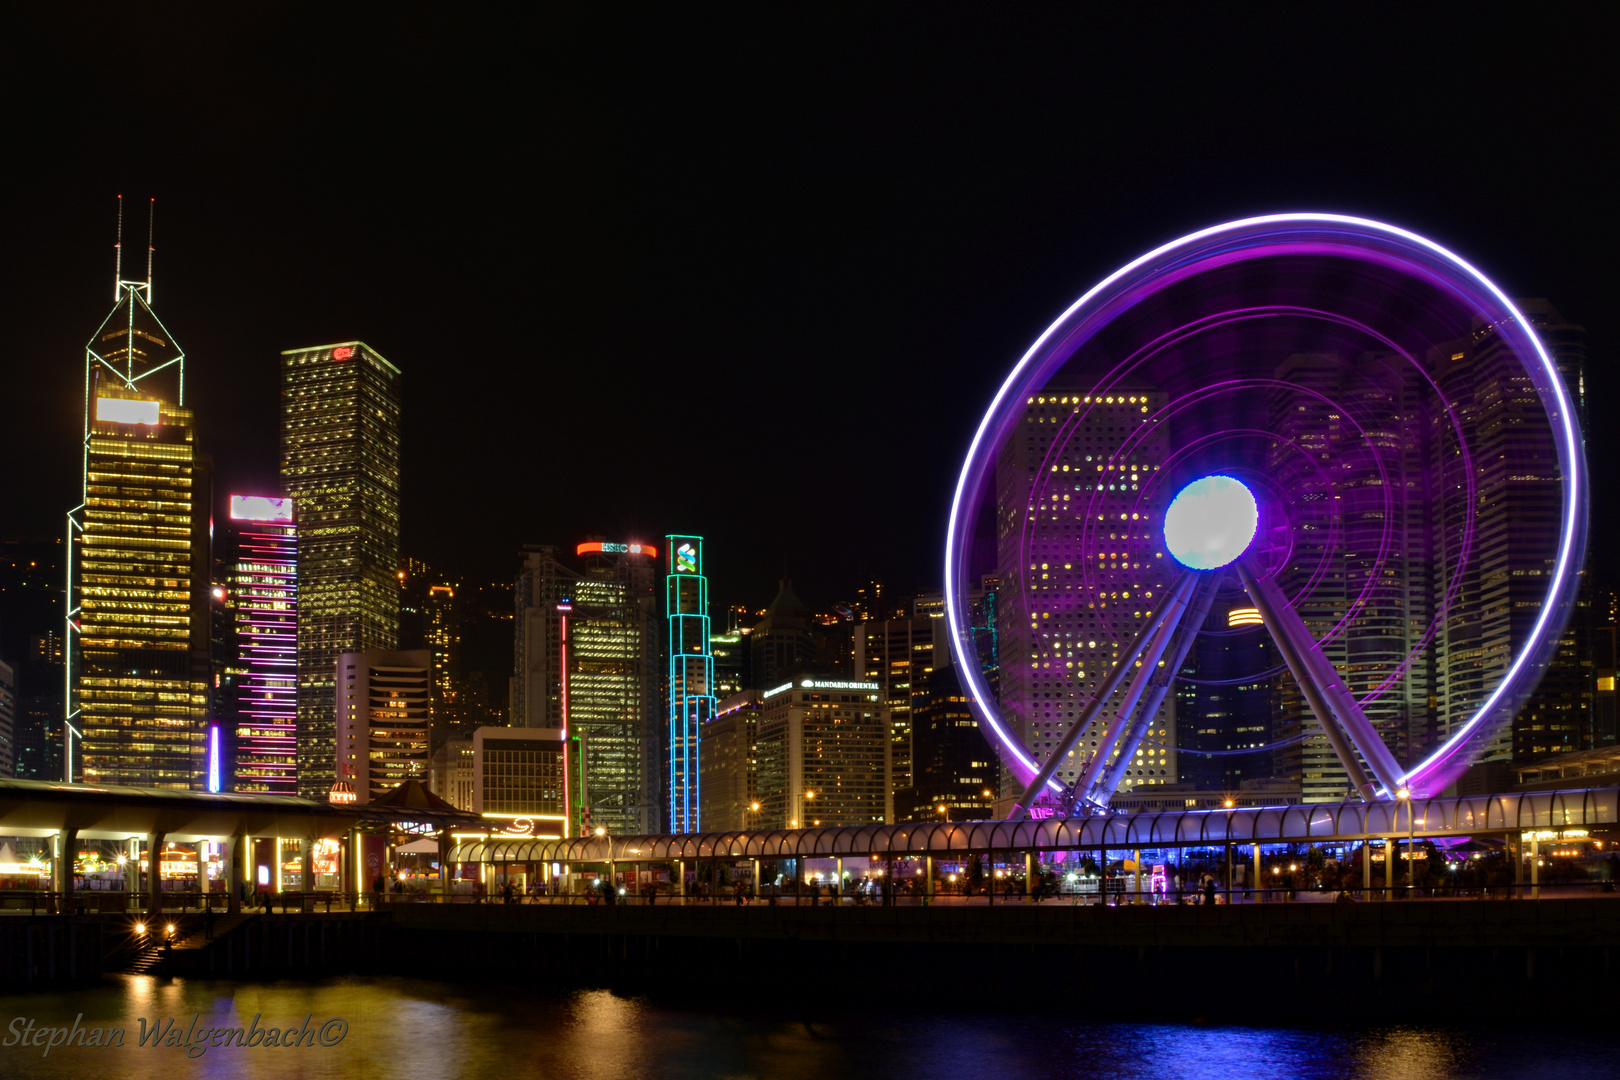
146 198 154 302
113 195 123 301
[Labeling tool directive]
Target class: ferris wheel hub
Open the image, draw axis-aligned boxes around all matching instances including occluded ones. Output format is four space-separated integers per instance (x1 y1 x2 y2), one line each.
1163 474 1258 570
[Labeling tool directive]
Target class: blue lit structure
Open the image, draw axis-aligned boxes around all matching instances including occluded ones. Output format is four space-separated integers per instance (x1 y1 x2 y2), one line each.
666 536 713 833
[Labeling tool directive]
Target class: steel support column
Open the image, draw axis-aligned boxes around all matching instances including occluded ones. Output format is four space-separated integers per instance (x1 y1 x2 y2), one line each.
147 832 164 915
55 828 78 911
222 836 238 914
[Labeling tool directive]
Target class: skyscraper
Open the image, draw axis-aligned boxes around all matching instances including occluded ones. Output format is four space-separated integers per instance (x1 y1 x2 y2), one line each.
0 658 14 777
665 535 713 832
994 386 1178 802
709 619 751 700
335 648 429 803
425 582 461 745
513 545 575 728
561 541 660 834
69 213 211 788
216 495 299 794
0 542 64 780
1265 352 1433 803
699 690 761 831
281 341 401 799
853 612 942 796
1465 301 1590 764
898 660 996 821
754 676 890 828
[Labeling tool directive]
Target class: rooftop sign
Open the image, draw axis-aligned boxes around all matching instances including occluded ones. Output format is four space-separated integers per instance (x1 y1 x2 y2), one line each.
576 541 657 558
230 495 294 522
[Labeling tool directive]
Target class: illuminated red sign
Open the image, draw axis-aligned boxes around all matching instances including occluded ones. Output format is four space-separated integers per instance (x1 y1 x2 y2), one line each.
576 541 657 558
333 346 355 360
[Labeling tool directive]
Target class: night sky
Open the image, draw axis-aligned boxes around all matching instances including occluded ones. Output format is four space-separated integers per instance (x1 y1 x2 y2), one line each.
1 8 1613 618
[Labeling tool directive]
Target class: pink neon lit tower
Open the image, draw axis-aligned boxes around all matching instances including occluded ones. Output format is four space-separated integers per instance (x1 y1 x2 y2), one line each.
218 495 298 794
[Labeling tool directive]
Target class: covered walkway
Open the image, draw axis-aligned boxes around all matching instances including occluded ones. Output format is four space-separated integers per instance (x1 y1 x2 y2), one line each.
454 786 1618 864
450 787 1618 903
0 777 481 914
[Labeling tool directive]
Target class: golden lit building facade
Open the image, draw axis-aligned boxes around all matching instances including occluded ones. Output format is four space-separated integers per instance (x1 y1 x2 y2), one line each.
70 262 210 788
282 342 402 799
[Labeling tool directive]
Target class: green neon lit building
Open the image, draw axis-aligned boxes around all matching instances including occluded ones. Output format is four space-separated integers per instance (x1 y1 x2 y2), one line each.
666 536 713 832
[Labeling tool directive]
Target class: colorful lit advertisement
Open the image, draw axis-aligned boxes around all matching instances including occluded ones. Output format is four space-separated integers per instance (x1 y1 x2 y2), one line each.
230 494 294 522
312 838 341 876
95 397 160 425
676 542 698 574
576 541 657 558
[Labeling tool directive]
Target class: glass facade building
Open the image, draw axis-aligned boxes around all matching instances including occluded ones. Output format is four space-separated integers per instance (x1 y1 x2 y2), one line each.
994 387 1178 801
70 275 210 789
473 726 568 831
281 342 401 799
217 495 298 794
554 542 660 835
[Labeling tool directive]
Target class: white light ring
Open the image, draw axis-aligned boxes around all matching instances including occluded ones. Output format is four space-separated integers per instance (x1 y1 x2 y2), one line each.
944 213 1586 795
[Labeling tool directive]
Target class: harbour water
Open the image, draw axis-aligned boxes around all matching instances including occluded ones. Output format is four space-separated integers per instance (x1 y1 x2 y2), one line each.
0 974 1614 1080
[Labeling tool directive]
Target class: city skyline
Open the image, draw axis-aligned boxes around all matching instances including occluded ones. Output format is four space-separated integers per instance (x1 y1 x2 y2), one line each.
0 11 1611 617
0 13 1611 819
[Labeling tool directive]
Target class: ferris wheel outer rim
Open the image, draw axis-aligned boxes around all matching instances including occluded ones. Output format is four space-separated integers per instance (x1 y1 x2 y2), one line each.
943 212 1588 800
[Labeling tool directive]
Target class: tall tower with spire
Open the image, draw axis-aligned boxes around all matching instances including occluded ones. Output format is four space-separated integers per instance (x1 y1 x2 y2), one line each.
65 197 211 787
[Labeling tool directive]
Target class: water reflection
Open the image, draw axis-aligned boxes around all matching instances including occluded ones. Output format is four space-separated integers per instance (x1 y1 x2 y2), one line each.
0 976 1612 1080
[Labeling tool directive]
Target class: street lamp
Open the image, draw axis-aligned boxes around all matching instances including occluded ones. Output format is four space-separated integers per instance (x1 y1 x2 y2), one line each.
792 790 815 829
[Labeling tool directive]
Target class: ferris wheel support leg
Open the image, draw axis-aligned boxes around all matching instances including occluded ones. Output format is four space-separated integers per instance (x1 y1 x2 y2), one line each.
1234 560 1378 802
1006 569 1199 821
1092 572 1221 807
1236 562 1405 798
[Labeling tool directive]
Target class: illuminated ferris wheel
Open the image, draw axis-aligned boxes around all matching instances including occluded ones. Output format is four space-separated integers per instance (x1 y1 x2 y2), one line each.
944 215 1586 816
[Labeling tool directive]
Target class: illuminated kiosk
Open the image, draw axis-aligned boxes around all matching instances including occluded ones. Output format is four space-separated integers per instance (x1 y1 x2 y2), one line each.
943 215 1586 815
